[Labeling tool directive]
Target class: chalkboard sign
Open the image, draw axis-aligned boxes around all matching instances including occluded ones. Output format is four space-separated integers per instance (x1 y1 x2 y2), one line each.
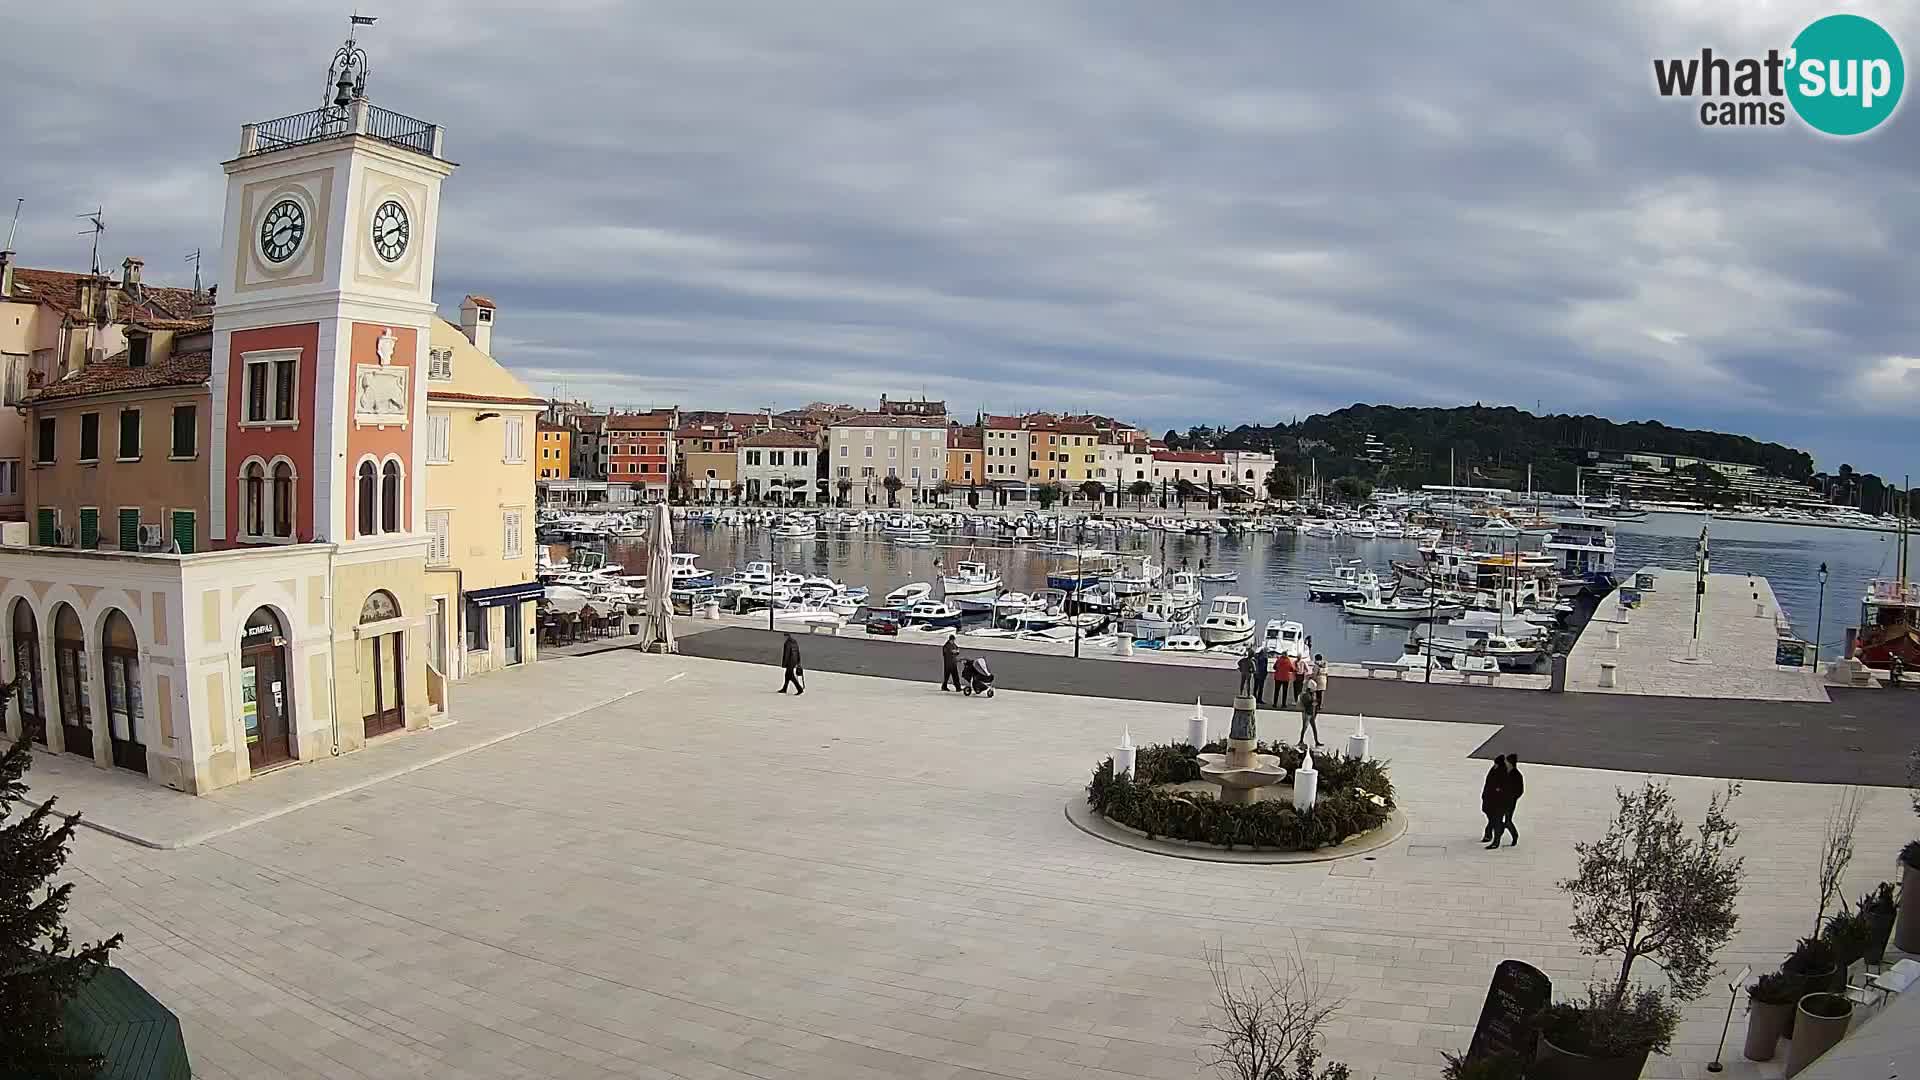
1466 959 1551 1063
1775 639 1808 667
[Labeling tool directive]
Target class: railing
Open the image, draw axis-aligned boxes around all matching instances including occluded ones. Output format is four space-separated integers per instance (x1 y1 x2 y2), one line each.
245 103 439 158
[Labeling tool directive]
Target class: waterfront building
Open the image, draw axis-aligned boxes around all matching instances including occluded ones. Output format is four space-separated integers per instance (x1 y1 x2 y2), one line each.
982 414 1030 496
605 409 676 501
0 258 211 524
1152 450 1230 499
536 418 570 480
569 412 607 480
1 31 468 793
677 420 742 503
1099 438 1155 505
828 414 948 505
947 425 983 492
1224 450 1277 500
738 430 818 504
424 311 543 680
877 394 945 418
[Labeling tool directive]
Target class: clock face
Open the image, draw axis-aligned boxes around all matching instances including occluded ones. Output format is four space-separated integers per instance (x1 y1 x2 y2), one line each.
259 199 306 264
370 200 410 263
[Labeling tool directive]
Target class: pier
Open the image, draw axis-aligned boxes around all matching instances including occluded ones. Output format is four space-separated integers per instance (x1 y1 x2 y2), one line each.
1565 566 1826 702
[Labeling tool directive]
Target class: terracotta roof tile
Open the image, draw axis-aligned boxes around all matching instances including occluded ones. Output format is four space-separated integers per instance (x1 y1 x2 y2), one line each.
739 430 819 449
5 267 202 324
829 413 948 429
463 294 496 308
425 390 548 406
948 428 983 450
26 348 211 403
1153 450 1226 464
607 412 676 431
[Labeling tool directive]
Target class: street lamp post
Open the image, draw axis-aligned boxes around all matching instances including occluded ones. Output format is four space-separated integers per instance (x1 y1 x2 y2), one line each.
1813 561 1828 666
767 520 776 632
1425 588 1437 684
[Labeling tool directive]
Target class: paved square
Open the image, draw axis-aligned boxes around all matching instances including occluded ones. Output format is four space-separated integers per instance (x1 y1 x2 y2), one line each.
44 651 1916 1079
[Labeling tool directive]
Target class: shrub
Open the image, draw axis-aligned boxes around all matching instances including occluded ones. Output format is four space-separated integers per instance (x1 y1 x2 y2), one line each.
1822 909 1873 966
1537 985 1680 1059
1440 1050 1530 1080
1786 936 1838 976
1901 839 1920 870
1747 971 1797 1006
1859 881 1897 915
1087 743 1393 851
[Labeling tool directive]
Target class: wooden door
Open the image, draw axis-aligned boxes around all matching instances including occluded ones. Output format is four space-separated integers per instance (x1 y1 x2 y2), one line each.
362 633 405 737
243 643 293 769
13 629 46 746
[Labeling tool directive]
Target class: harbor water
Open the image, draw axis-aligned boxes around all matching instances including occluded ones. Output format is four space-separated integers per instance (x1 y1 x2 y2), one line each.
591 511 1898 664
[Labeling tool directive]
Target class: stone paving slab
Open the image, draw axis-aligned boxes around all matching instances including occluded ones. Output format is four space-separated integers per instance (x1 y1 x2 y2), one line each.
43 652 1917 1080
15 655 688 848
1567 568 1827 702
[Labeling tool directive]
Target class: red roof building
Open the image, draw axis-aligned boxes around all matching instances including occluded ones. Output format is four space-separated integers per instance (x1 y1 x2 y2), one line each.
605 409 678 497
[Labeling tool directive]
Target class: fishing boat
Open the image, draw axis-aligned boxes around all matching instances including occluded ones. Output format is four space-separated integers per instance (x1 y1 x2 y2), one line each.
1161 634 1209 653
731 560 774 587
882 581 932 609
771 516 815 539
1305 559 1378 602
1164 570 1202 611
940 559 1003 596
899 600 965 628
1855 507 1920 670
1106 557 1163 597
1131 590 1199 639
1408 627 1544 671
1343 582 1465 623
1197 594 1256 645
991 592 1046 619
1259 618 1309 660
892 532 936 547
1198 570 1238 583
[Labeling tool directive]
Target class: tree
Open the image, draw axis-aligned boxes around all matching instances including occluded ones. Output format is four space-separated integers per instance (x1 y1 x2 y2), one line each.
835 478 852 506
1035 482 1061 510
1078 480 1105 507
1265 464 1296 502
1561 780 1742 1016
1174 478 1200 507
1200 941 1352 1080
1815 787 1864 936
881 474 904 507
1330 476 1371 503
1127 480 1154 509
2 681 125 1078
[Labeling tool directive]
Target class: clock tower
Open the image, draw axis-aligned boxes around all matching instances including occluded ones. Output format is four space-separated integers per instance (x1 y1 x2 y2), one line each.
210 24 455 548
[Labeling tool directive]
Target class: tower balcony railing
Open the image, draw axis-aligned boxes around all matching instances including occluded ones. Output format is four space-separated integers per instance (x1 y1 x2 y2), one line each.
241 100 442 159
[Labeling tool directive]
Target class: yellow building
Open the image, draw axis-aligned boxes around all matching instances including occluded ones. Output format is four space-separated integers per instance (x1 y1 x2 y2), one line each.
536 418 571 480
947 426 982 488
425 297 543 680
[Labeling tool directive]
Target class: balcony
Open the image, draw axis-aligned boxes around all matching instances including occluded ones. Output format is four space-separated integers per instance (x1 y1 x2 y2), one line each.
241 101 442 160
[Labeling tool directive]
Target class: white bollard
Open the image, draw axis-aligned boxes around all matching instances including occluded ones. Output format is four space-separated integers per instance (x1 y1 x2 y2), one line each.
1116 635 1134 657
1187 697 1208 748
1605 628 1621 649
1293 750 1319 811
1114 726 1137 778
1599 660 1618 689
704 600 720 620
1754 601 1765 618
1346 714 1370 761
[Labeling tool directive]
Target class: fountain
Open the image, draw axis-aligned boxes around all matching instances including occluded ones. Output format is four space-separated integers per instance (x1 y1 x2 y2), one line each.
1197 654 1288 804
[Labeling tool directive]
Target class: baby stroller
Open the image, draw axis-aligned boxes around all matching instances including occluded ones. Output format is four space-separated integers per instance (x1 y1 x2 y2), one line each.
960 655 995 697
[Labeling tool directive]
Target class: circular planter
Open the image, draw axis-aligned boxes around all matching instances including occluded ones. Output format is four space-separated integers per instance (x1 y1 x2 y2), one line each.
1783 993 1852 1078
1896 861 1920 953
1532 1033 1650 1080
1742 998 1792 1061
1864 905 1896 966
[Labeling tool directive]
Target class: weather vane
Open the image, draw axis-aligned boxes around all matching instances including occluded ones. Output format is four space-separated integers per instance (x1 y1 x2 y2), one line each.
324 13 377 110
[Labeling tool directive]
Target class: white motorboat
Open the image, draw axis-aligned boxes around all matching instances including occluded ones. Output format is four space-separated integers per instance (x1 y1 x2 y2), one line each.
1343 520 1378 540
772 518 815 539
1343 583 1465 623
1409 627 1544 670
1164 570 1202 611
1107 558 1162 597
941 559 1003 596
1298 520 1338 537
1198 570 1238 583
880 582 930 609
900 600 965 627
991 592 1045 619
1197 594 1255 645
1162 634 1208 653
797 575 841 596
892 533 936 547
1258 618 1309 660
732 560 774 587
1305 559 1378 602
1131 590 1198 639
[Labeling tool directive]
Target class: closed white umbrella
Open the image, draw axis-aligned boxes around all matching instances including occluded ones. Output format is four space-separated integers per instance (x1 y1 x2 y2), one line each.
641 502 677 653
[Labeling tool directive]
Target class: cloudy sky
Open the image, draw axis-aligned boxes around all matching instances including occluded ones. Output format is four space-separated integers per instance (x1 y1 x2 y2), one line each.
6 2 1919 475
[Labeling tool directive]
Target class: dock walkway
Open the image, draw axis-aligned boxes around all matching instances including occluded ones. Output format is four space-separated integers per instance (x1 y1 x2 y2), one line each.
1566 567 1826 702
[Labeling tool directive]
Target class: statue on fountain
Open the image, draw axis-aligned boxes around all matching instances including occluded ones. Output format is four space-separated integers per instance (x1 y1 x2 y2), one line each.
1237 651 1260 703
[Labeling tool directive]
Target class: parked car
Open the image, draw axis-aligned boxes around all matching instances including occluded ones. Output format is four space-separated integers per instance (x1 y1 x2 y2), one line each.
866 612 901 636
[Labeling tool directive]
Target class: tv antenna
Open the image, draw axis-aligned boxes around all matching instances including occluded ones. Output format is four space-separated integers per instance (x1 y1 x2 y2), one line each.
76 208 105 276
184 248 203 294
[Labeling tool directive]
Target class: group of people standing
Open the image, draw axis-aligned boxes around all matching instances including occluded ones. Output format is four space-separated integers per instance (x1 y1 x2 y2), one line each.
1481 753 1524 849
1247 646 1328 749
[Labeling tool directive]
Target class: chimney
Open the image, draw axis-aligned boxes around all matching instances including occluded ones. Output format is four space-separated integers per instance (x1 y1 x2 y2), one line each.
459 294 495 354
121 256 143 290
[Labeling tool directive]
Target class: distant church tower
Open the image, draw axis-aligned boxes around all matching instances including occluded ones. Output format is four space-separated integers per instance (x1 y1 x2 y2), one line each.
210 20 455 546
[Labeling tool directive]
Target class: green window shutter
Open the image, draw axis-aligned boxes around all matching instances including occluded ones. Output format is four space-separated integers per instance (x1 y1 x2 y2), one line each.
36 508 56 545
78 508 99 549
170 511 195 554
118 509 140 551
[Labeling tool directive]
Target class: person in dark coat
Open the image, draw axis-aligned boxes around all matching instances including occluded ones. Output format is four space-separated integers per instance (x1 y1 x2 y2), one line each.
941 634 962 691
1252 646 1271 706
1480 755 1509 843
1488 753 1523 848
779 633 805 694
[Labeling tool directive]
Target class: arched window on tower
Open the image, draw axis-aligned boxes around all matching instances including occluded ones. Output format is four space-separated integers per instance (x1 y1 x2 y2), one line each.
381 460 402 533
357 460 377 537
243 461 266 538
272 461 295 539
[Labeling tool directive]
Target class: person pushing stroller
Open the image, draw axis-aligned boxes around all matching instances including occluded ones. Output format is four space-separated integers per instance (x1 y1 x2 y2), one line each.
959 654 996 697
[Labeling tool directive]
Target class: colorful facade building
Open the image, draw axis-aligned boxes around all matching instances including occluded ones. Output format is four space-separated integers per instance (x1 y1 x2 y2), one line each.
0 33 493 794
536 418 571 480
827 414 949 506
737 429 817 504
605 409 676 500
982 414 1030 492
946 425 983 490
676 420 741 503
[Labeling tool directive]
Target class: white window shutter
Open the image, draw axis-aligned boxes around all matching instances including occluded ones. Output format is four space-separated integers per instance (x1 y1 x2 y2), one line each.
427 510 451 565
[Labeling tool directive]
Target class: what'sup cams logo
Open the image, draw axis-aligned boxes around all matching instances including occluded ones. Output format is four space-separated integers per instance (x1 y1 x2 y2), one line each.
1653 13 1904 135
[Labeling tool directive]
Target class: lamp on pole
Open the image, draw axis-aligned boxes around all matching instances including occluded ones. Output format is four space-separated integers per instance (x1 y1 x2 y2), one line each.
1813 561 1828 666
767 518 776 632
1425 587 1437 684
1073 546 1083 660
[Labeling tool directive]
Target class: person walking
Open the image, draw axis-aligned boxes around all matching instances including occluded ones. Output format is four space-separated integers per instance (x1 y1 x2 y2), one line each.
1291 651 1309 707
1480 755 1509 843
1296 674 1322 748
779 633 805 694
1252 646 1271 706
1488 754 1524 848
1272 651 1296 709
1310 653 1330 709
941 633 962 691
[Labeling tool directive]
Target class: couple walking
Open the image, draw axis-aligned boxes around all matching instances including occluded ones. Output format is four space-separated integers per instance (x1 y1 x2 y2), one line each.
1255 649 1327 748
1480 754 1524 849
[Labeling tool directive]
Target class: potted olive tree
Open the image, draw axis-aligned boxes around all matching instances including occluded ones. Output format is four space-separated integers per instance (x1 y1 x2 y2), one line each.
1741 972 1797 1062
1896 841 1920 953
1539 781 1742 1080
1858 882 1898 966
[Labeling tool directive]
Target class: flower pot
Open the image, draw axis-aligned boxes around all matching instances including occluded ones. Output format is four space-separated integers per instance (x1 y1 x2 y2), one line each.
1783 993 1852 1077
1533 1033 1650 1080
1742 998 1792 1061
1864 905 1896 966
1896 862 1920 953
